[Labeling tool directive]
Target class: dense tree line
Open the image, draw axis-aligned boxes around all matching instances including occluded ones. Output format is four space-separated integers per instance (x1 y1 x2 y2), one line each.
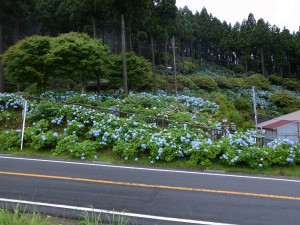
1 0 300 93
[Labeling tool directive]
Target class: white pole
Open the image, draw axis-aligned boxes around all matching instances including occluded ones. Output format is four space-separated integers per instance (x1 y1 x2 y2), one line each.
252 86 258 129
21 100 27 150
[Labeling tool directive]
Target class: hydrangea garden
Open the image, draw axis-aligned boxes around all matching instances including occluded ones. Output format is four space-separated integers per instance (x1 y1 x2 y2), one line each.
0 91 300 169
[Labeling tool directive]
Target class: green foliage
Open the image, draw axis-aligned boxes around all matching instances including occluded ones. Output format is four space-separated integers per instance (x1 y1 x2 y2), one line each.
46 32 110 90
191 75 218 91
0 130 21 151
245 74 270 90
31 102 61 121
188 141 221 167
0 207 54 225
234 97 251 110
109 52 152 91
169 75 196 90
214 76 234 89
232 78 247 89
65 121 86 136
213 95 247 127
155 75 167 90
30 131 59 150
213 95 235 115
229 64 245 74
70 140 99 159
178 57 198 74
269 74 283 85
0 111 13 124
269 91 300 108
54 134 79 156
54 134 99 159
282 79 300 92
3 36 52 90
113 140 139 160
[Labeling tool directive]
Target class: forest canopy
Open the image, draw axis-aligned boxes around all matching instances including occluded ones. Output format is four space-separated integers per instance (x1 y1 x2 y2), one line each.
1 0 300 93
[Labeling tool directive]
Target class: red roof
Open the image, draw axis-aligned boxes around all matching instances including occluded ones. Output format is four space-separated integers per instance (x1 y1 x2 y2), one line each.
263 120 295 130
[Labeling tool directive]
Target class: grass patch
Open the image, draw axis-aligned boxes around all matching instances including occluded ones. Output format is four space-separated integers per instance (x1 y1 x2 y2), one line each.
0 205 132 225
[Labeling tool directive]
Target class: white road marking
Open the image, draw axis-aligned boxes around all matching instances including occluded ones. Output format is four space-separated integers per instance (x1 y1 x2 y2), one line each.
0 155 299 183
0 198 236 225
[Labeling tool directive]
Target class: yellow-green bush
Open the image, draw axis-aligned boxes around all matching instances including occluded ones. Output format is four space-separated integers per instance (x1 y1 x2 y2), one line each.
191 75 218 91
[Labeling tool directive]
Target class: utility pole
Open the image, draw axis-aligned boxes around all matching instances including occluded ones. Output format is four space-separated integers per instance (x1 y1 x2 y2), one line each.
172 36 177 96
252 86 258 128
121 14 128 97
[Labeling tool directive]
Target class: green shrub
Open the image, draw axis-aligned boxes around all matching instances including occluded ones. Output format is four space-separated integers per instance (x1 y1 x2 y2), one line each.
169 75 196 90
177 57 198 74
282 79 300 92
54 134 79 156
188 140 221 167
245 74 270 90
269 74 283 85
0 130 21 151
232 78 247 89
70 140 99 159
191 76 218 91
269 91 300 108
30 131 59 150
229 64 245 73
109 52 152 91
214 76 234 89
113 140 139 160
234 97 251 110
54 134 98 159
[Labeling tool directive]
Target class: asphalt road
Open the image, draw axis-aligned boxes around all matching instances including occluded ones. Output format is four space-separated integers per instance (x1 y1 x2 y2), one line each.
1 154 300 225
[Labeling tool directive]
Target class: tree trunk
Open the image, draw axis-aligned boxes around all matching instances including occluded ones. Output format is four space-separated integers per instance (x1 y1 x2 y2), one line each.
129 22 132 52
165 39 169 95
81 75 86 93
227 54 230 70
151 35 156 95
172 36 177 96
92 16 96 39
137 30 141 56
244 58 248 73
121 14 128 96
280 67 284 90
261 47 265 77
191 42 194 62
15 18 20 42
0 23 4 92
182 46 185 76
97 75 100 93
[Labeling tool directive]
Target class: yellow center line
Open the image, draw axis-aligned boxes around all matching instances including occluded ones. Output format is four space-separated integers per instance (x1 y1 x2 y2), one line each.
1 170 300 201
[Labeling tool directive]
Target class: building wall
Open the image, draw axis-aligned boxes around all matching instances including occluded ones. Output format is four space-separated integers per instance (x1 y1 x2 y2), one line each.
277 123 299 141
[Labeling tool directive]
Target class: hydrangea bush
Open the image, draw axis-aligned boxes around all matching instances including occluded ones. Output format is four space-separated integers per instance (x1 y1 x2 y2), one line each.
1 91 300 170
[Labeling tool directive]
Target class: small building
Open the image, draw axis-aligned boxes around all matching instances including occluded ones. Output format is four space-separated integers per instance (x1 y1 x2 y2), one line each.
257 110 300 142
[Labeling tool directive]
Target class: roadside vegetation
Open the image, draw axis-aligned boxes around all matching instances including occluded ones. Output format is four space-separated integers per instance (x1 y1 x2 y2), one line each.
1 86 300 176
0 206 130 225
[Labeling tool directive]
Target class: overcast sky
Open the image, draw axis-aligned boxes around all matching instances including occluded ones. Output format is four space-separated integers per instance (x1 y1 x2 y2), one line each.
176 0 300 33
